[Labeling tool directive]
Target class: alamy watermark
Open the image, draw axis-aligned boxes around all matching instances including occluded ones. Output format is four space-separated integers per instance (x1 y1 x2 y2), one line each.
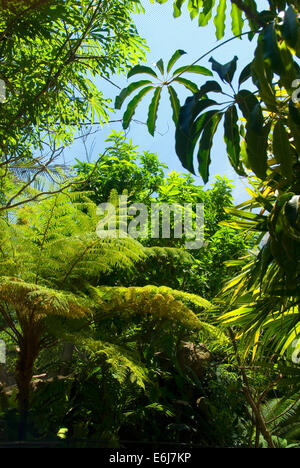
0 79 6 103
0 339 6 364
96 195 204 250
292 79 300 104
291 339 300 364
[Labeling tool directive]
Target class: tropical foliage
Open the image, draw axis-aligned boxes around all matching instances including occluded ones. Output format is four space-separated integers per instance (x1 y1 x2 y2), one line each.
115 0 300 448
0 0 300 449
0 0 147 211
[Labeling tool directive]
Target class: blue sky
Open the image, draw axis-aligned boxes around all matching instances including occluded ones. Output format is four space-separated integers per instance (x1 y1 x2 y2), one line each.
64 1 259 203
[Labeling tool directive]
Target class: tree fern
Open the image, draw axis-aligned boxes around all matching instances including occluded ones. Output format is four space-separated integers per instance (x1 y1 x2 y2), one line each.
90 285 226 347
79 338 149 390
0 187 218 439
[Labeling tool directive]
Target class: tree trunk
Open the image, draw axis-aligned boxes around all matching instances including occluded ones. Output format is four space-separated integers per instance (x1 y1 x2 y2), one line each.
15 336 39 440
60 343 74 375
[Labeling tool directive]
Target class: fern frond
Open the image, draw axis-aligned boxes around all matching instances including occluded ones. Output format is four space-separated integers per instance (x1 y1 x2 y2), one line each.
0 277 92 321
63 334 149 389
91 285 211 329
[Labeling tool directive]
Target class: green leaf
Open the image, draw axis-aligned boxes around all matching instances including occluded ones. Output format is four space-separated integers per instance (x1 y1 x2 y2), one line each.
172 65 213 76
209 56 238 84
115 80 153 109
249 102 264 134
225 207 267 223
282 6 299 49
197 111 222 183
252 40 277 109
238 63 252 88
156 58 164 75
273 120 294 181
199 80 223 95
188 0 200 20
127 65 158 79
198 0 215 27
231 3 244 36
167 49 187 73
147 87 162 136
173 0 185 18
122 86 154 129
245 122 271 180
175 97 218 174
214 0 226 40
173 77 199 93
263 23 285 75
289 100 300 154
168 85 180 124
224 105 241 173
178 95 217 134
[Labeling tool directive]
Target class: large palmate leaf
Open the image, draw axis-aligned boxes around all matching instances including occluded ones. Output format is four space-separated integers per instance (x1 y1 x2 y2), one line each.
263 23 285 75
167 85 181 124
173 10 300 183
175 97 219 174
172 64 212 76
174 55 240 179
238 63 252 88
224 105 244 175
147 87 162 135
273 120 295 181
122 86 154 129
115 80 153 109
197 110 223 183
166 49 187 72
172 77 199 93
127 65 158 79
116 49 212 134
245 121 271 180
282 6 299 48
209 56 238 84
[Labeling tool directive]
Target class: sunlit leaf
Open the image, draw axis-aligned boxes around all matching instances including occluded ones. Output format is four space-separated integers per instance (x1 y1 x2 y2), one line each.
167 85 180 124
214 0 226 40
147 87 162 135
172 64 213 76
127 65 158 79
115 80 153 109
231 2 244 36
173 76 199 93
122 86 154 129
166 49 186 73
156 58 164 75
